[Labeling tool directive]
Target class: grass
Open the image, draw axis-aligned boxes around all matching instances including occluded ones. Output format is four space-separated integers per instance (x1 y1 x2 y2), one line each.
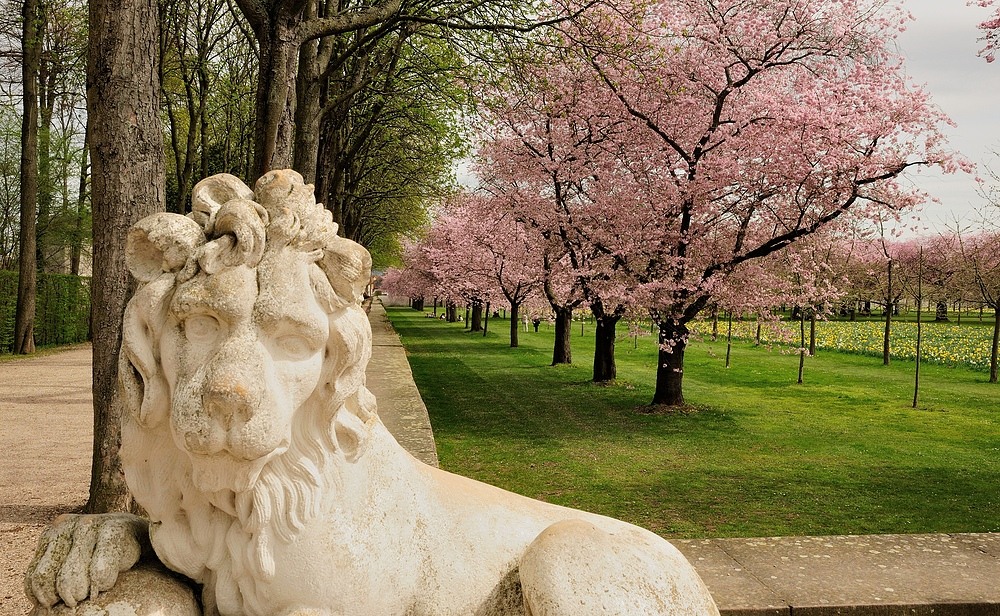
386 306 1000 539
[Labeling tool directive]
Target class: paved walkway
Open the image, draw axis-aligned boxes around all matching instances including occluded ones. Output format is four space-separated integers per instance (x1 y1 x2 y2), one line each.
675 533 1000 615
366 300 438 466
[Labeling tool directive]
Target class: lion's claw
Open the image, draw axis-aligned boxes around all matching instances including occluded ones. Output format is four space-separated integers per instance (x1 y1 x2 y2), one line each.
24 513 149 608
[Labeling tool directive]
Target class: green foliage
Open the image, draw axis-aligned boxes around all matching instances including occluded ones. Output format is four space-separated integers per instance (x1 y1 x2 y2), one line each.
325 27 469 268
0 270 90 353
387 306 1000 539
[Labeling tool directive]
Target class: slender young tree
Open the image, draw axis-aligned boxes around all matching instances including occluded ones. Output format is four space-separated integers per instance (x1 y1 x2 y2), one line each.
913 247 924 407
958 230 1000 382
14 0 43 355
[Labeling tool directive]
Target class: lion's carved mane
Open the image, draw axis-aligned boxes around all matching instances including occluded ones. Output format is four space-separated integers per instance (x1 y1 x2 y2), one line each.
119 170 376 615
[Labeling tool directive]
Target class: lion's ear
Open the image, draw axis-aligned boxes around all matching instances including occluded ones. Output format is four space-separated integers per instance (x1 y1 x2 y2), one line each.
127 213 206 282
120 278 173 426
190 173 255 235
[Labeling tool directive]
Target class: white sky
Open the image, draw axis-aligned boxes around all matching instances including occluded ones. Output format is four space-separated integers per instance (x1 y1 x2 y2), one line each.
897 0 1000 232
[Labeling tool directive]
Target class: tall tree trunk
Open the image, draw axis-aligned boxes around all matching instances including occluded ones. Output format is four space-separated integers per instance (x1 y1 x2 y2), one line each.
882 307 892 366
87 0 165 513
293 34 321 182
593 314 619 382
37 54 54 271
249 16 301 177
509 301 520 348
651 319 687 406
483 301 490 337
14 0 42 355
552 306 572 365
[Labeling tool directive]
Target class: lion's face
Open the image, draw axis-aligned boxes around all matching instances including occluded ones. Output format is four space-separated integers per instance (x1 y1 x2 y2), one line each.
120 170 374 498
160 248 330 492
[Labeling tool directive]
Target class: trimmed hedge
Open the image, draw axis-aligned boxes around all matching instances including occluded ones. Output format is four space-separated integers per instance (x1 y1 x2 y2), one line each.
0 270 91 353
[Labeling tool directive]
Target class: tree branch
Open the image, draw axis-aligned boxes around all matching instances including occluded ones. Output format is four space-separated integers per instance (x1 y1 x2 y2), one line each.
297 0 402 43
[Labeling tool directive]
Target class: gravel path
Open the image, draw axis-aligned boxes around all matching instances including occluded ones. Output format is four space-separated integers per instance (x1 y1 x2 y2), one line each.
1 345 92 614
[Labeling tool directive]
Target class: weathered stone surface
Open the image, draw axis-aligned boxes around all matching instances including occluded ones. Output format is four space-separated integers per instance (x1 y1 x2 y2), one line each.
24 170 717 616
28 565 199 616
366 301 438 467
674 539 788 616
677 533 1000 616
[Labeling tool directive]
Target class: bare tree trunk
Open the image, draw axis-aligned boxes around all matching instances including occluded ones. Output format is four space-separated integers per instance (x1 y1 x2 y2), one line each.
37 54 54 271
509 301 520 348
249 16 301 177
651 319 687 406
809 310 817 356
914 252 923 407
593 314 619 382
725 312 733 369
552 306 572 365
471 301 483 332
14 0 42 355
293 33 321 182
86 0 165 513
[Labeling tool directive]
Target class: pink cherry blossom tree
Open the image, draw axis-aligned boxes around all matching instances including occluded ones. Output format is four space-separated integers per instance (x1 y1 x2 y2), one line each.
439 192 544 347
550 0 965 406
476 51 660 377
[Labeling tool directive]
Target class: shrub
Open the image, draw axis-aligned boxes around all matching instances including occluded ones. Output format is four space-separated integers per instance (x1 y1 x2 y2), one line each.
0 270 91 353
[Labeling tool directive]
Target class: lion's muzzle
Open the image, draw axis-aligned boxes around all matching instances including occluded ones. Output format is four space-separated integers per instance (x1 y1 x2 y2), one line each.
172 331 291 465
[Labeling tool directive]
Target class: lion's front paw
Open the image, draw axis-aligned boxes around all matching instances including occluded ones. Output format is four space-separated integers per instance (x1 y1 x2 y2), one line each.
24 512 150 609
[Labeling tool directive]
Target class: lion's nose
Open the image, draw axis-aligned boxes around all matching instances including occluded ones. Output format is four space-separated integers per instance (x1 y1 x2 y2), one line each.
203 381 254 429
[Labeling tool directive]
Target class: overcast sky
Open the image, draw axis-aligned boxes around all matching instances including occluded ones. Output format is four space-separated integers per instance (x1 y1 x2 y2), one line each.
897 0 1000 232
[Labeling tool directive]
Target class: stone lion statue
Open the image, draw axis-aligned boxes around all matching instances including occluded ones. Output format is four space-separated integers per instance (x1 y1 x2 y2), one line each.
25 170 718 616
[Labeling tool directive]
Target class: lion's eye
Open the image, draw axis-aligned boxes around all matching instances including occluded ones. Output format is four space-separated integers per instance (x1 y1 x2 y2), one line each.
275 335 316 361
184 315 220 343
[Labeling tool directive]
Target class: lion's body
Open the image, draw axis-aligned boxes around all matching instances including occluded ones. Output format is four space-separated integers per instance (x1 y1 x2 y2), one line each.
127 417 714 616
28 171 717 616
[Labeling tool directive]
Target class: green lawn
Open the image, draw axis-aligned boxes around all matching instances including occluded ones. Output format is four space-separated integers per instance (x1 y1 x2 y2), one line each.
386 306 1000 539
